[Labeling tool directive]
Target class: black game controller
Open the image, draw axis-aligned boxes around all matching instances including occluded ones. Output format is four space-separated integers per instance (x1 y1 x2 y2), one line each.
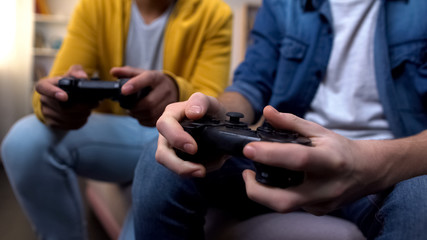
176 112 311 188
58 77 151 109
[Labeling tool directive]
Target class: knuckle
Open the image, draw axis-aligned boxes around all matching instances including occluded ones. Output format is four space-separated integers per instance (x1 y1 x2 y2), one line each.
268 196 297 213
331 182 346 199
330 156 349 172
286 113 300 123
156 118 166 130
142 71 155 82
35 81 46 93
123 66 133 71
175 168 188 177
155 149 164 164
275 201 294 213
293 151 310 169
164 102 178 112
144 96 155 107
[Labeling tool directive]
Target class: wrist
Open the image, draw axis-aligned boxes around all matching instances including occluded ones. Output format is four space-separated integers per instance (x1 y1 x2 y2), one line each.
359 133 425 191
161 71 179 101
354 139 401 193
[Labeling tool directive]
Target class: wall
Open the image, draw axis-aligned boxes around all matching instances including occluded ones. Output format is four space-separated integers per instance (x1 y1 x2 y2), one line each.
225 0 262 78
0 0 33 142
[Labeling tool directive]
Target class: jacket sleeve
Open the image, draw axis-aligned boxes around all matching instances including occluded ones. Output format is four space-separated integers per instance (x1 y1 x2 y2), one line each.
226 0 281 120
164 0 233 101
178 12 232 100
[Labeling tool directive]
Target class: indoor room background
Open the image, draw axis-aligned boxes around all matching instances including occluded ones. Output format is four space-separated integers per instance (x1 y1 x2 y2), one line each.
0 0 261 142
0 0 260 238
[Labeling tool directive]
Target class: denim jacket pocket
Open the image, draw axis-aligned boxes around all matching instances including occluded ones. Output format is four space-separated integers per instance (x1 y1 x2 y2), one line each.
274 37 309 103
389 40 427 111
280 37 307 61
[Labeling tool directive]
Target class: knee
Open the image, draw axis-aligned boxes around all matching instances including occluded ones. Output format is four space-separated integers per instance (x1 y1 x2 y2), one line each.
385 176 427 217
132 157 184 206
394 176 427 198
132 156 202 213
132 156 166 203
1 115 51 182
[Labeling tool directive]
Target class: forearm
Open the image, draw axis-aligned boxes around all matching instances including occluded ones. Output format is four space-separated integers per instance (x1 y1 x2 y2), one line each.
218 92 255 123
362 130 427 190
389 130 427 181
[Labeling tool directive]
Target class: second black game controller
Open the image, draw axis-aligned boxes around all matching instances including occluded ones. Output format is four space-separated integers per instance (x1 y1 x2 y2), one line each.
58 77 151 109
176 112 312 188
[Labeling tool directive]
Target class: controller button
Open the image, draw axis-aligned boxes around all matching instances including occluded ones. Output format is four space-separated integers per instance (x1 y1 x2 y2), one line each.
225 112 248 129
226 112 244 123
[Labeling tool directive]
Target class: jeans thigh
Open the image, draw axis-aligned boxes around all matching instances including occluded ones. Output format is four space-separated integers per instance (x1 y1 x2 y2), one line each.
342 175 427 240
53 113 158 182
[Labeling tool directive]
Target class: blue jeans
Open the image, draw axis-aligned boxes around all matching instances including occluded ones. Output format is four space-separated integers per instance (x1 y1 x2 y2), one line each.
132 142 427 240
1 113 158 240
342 175 427 240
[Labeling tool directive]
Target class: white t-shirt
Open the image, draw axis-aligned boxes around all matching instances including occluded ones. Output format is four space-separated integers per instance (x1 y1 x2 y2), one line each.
125 1 173 70
304 0 393 140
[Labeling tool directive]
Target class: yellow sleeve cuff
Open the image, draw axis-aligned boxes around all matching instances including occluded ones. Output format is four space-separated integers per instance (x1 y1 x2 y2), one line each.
32 91 46 123
163 70 194 102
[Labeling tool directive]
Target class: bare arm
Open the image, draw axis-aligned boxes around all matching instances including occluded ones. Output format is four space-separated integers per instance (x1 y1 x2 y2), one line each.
370 129 427 186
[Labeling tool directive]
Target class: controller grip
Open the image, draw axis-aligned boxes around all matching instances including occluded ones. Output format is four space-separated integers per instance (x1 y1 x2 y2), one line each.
118 79 152 109
254 162 304 188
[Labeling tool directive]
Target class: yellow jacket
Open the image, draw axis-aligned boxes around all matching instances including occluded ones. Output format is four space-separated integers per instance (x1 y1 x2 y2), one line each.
33 0 232 122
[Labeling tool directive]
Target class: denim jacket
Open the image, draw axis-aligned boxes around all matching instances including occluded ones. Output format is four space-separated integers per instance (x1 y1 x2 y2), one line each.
227 0 427 138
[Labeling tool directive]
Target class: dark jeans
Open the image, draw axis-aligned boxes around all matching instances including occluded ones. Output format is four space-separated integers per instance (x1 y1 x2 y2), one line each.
132 140 427 240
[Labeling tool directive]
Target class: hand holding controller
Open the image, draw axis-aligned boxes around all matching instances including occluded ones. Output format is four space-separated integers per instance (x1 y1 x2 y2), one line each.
58 77 151 109
176 112 312 188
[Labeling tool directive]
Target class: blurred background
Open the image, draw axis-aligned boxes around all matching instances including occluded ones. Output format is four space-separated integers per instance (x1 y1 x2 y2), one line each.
0 0 261 238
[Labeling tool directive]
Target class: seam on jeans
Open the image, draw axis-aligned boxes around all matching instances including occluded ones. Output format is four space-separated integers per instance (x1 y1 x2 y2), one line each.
47 148 87 239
